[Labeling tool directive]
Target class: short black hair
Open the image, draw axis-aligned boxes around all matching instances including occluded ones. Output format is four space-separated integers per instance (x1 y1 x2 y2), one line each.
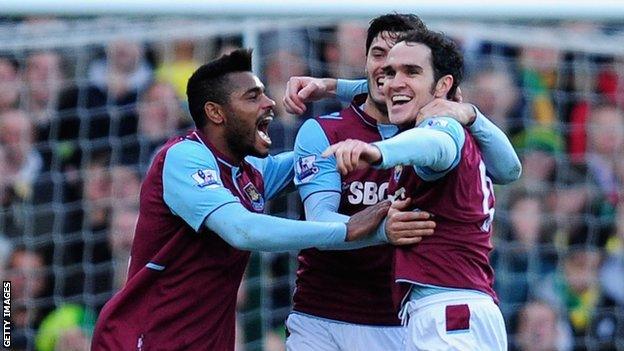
366 13 427 55
396 30 463 100
186 48 252 128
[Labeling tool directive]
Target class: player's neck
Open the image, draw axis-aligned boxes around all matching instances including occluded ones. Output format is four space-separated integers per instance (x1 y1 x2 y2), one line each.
201 128 244 165
363 97 391 124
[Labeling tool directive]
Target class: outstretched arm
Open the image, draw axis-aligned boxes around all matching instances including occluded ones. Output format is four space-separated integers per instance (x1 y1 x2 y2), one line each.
203 200 390 252
323 117 465 182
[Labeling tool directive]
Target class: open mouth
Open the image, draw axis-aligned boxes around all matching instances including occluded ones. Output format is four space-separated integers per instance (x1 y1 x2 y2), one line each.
256 115 273 145
375 76 386 90
391 94 412 106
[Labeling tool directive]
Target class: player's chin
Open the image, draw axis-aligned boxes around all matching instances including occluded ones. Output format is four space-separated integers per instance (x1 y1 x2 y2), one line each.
252 140 271 158
388 109 410 125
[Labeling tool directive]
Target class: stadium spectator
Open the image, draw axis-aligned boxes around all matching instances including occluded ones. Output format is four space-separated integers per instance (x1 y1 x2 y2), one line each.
107 204 137 291
87 39 152 99
155 39 200 100
7 247 51 351
492 189 558 317
35 304 96 351
599 201 624 306
0 56 21 113
0 110 44 238
512 300 572 351
91 48 430 350
59 154 113 305
327 21 367 79
513 126 564 192
518 46 560 128
536 245 619 349
23 51 63 137
585 103 624 206
56 40 152 167
123 81 189 167
0 109 43 200
463 66 521 135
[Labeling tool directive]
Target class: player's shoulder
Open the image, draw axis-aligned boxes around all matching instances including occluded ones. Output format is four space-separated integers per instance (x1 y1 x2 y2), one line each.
295 118 327 141
164 136 217 169
418 116 463 130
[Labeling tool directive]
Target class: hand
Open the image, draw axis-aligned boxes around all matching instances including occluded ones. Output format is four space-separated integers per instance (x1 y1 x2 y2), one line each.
322 139 381 175
346 200 391 241
416 98 476 126
385 198 435 245
283 76 337 115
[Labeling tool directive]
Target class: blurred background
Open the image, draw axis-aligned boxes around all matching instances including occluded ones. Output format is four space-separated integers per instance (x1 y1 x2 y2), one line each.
1 1 623 350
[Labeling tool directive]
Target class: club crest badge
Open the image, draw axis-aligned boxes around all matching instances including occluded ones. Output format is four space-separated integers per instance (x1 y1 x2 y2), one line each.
243 183 264 211
191 169 220 188
295 155 319 183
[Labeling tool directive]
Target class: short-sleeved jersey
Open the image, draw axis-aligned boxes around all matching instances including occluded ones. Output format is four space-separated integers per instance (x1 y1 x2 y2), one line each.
387 122 498 307
92 130 292 351
293 96 402 325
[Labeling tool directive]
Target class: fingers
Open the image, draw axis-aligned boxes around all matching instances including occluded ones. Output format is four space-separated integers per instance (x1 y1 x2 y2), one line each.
283 78 306 115
373 200 391 218
387 220 436 232
298 83 318 100
390 197 411 210
322 140 370 175
283 77 318 115
321 144 338 158
393 234 432 246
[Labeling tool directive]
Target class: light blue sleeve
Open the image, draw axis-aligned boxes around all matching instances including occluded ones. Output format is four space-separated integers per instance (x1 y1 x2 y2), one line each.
373 117 465 182
205 202 354 252
294 119 342 201
303 191 388 250
336 79 367 103
468 107 522 184
162 140 240 232
246 151 294 200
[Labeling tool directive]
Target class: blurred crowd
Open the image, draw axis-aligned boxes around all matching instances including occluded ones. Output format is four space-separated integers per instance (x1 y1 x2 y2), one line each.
0 18 623 351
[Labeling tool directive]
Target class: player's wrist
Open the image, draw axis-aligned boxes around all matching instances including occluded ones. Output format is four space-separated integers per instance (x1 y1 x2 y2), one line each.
464 104 478 126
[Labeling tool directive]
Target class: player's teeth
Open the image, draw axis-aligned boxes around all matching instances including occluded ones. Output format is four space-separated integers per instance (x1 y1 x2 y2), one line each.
392 95 411 102
258 130 272 144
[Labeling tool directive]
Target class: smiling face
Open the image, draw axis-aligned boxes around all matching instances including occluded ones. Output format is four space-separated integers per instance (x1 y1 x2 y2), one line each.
365 31 399 115
382 41 451 126
222 71 276 158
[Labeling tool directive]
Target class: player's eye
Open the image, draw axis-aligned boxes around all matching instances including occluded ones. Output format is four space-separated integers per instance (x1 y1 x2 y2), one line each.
382 67 395 77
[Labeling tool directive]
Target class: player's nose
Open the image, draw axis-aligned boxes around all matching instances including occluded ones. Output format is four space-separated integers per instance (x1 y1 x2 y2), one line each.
262 95 276 109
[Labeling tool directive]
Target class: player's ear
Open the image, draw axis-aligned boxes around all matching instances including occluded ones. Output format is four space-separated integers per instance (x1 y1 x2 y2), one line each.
204 101 225 125
433 75 453 98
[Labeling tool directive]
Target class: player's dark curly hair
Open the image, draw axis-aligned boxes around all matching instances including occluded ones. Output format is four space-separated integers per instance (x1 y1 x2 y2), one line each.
365 13 427 55
396 30 463 100
186 48 252 128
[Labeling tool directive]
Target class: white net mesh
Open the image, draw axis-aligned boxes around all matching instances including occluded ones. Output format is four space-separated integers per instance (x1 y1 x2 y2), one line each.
1 15 623 351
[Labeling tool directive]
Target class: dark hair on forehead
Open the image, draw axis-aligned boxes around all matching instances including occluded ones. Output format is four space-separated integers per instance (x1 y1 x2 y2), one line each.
186 48 253 128
395 30 463 100
366 13 427 55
